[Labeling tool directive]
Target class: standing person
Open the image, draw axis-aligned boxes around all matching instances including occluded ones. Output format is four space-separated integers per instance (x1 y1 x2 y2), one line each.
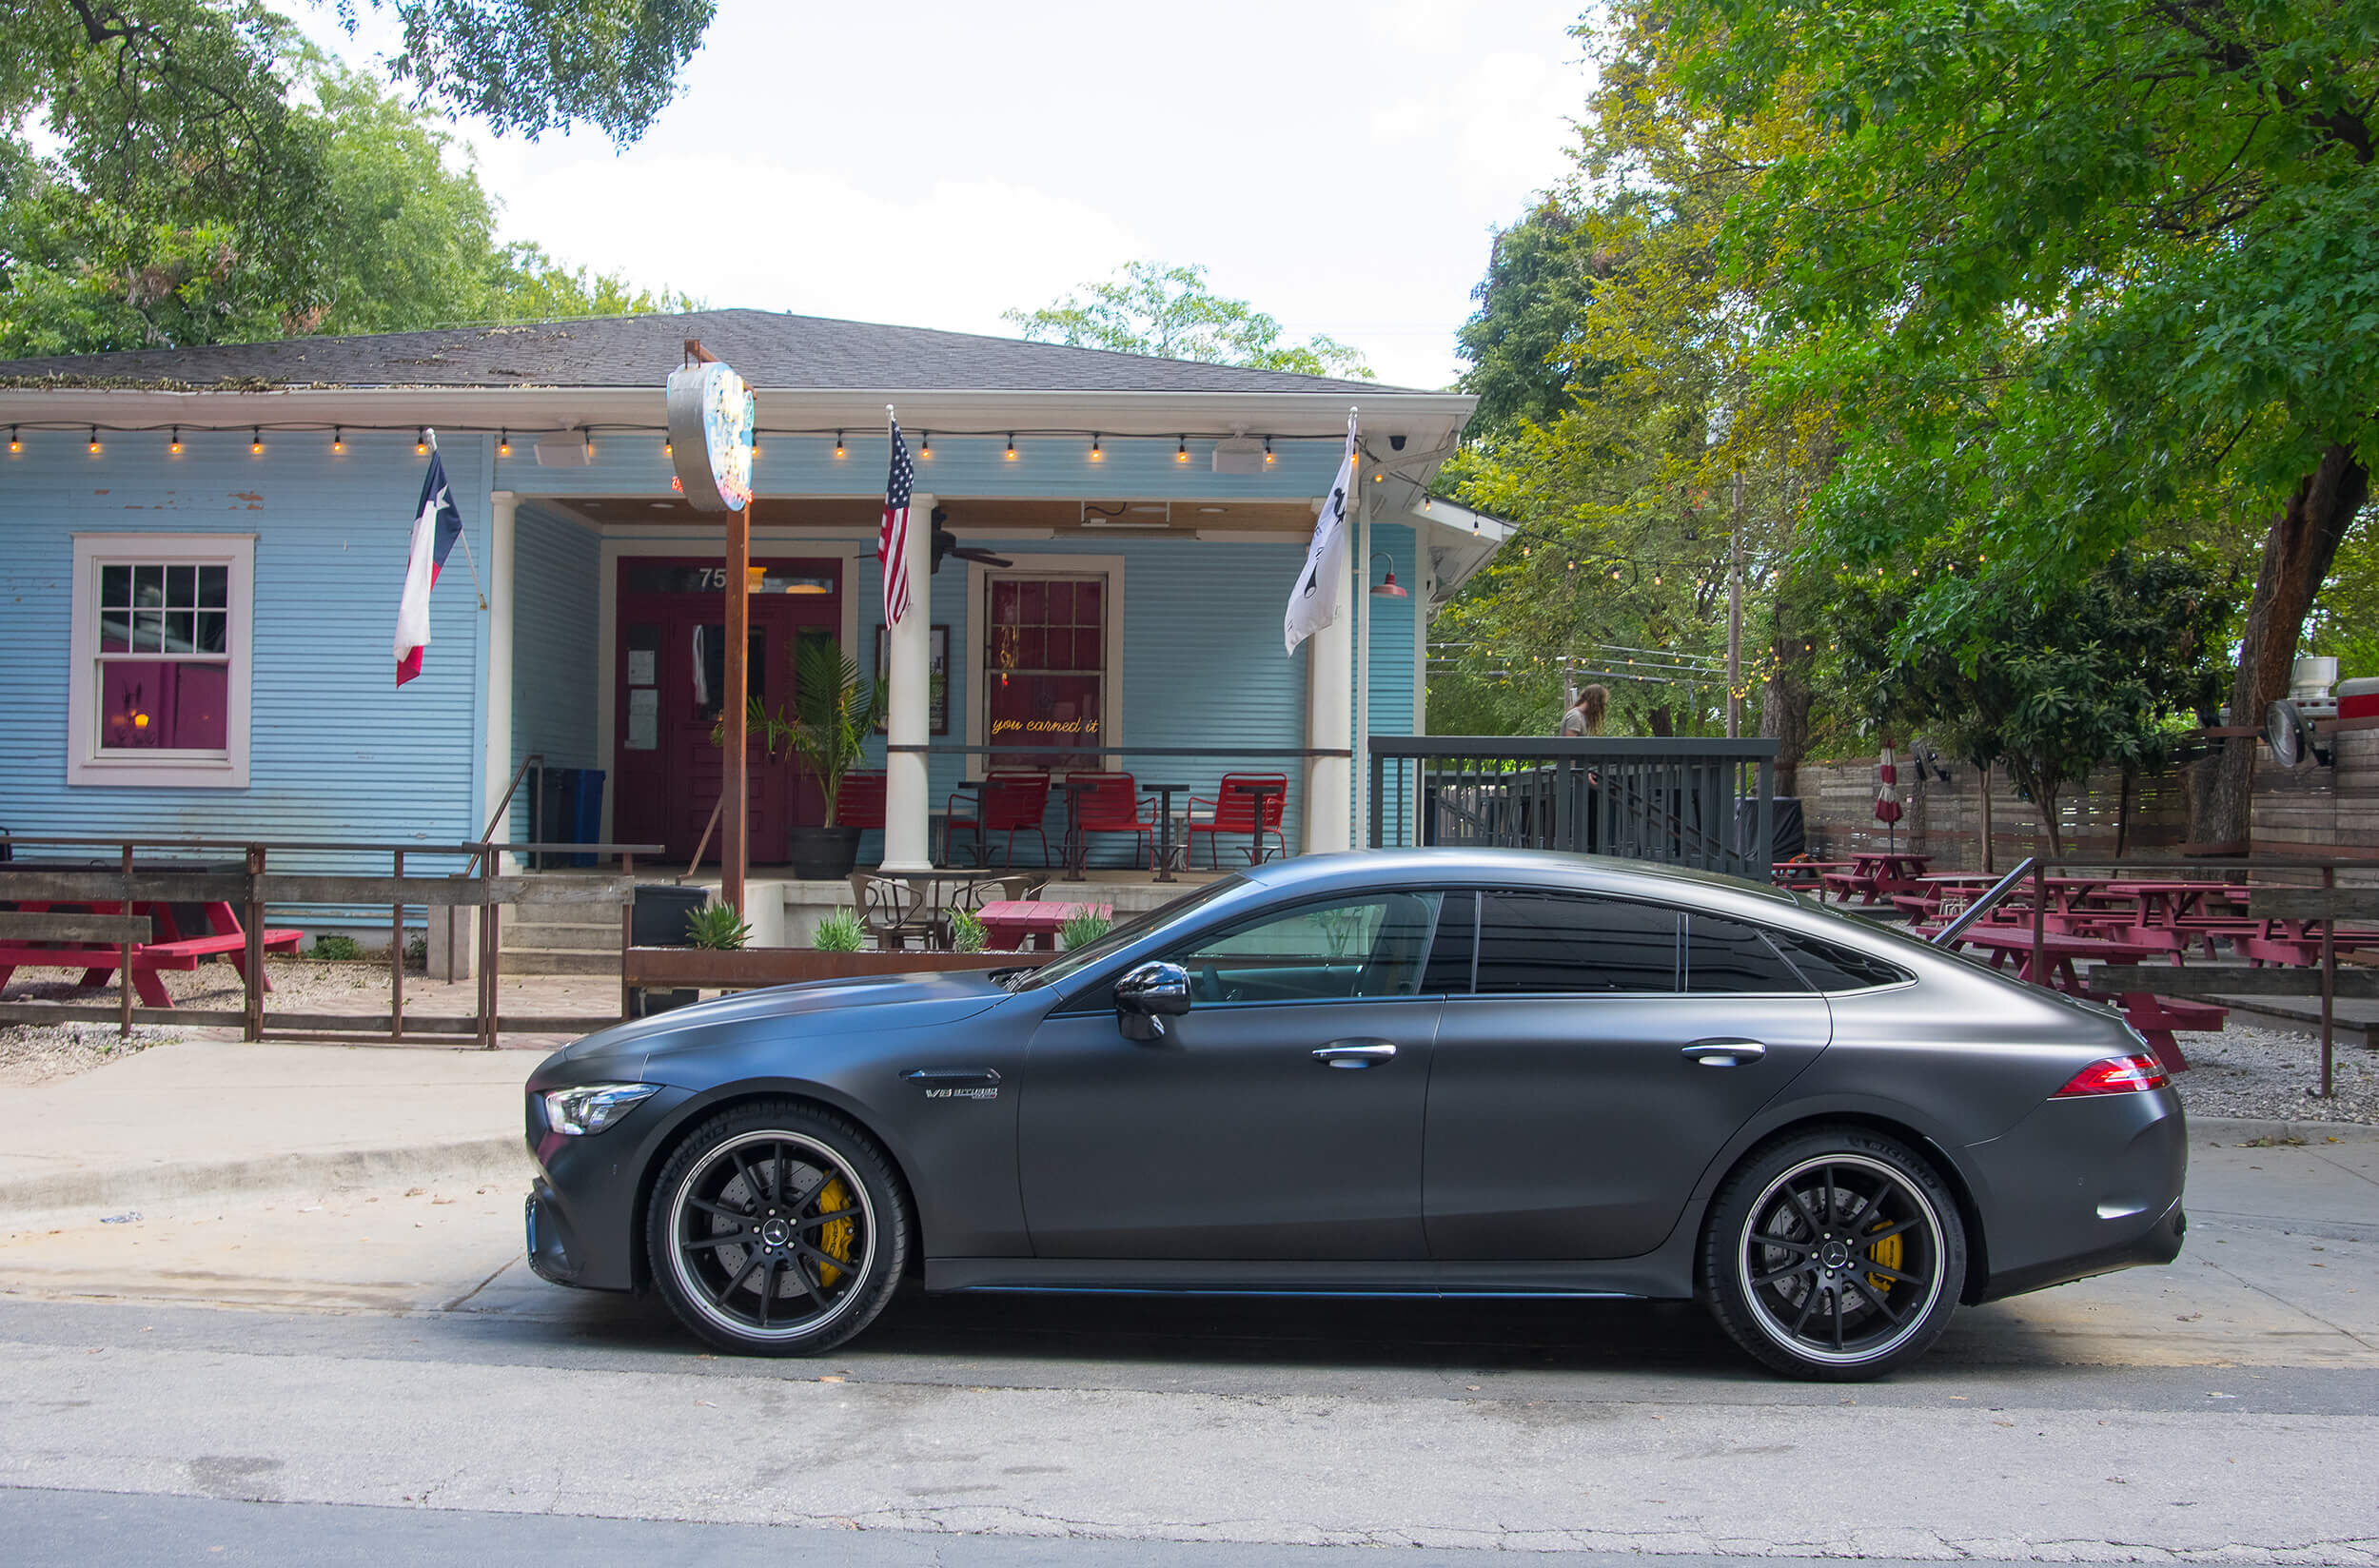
1559 683 1609 736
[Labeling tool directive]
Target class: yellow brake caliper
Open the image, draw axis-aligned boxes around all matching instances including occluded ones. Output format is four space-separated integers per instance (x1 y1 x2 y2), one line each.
1865 1224 1903 1294
813 1178 855 1287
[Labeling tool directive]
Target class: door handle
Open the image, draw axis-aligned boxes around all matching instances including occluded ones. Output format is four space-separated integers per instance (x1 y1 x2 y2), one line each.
1312 1040 1397 1068
1683 1038 1768 1067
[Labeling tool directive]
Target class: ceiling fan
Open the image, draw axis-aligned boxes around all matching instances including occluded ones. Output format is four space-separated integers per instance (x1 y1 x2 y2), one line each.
930 505 1012 574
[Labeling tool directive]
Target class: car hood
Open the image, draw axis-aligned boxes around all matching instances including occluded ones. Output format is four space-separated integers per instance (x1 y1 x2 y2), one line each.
546 969 1018 1081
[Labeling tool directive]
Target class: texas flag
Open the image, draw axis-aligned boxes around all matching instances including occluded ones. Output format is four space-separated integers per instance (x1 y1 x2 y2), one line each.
392 448 463 686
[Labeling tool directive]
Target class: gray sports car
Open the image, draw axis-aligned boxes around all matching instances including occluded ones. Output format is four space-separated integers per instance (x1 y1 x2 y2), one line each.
522 850 2186 1379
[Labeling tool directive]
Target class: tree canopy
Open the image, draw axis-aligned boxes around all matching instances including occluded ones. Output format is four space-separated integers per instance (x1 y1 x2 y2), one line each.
1005 263 1373 380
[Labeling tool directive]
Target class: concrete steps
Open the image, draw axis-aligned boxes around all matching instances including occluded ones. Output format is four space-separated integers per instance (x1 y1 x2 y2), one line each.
498 905 621 977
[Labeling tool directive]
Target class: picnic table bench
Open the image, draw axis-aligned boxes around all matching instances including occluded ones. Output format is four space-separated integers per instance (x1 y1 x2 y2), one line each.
1932 924 2220 1071
977 899 1113 953
0 898 302 1007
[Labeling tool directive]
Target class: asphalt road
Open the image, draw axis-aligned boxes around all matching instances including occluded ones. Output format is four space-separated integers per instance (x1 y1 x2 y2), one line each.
2 1129 2374 1563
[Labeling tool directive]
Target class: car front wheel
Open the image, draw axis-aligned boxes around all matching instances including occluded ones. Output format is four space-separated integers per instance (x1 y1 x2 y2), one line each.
1701 1127 1966 1380
646 1100 909 1356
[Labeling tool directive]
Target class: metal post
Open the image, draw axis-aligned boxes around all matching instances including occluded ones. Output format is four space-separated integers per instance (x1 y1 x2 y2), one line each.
482 872 501 1051
2029 858 2047 990
118 841 133 1038
391 848 404 1041
2321 864 2336 1098
243 844 265 1042
619 851 636 1023
722 500 751 914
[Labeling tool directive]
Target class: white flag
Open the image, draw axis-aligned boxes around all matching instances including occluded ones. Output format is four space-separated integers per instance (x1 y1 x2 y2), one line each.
1286 420 1357 654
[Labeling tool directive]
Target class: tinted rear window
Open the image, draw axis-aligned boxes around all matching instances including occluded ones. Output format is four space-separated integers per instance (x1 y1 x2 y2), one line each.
1474 891 1680 994
1766 929 1912 991
1421 891 1477 993
1686 912 1812 994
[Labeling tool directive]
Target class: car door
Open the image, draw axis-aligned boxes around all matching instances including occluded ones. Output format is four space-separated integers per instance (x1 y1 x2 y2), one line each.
1019 890 1451 1260
1425 892 1832 1261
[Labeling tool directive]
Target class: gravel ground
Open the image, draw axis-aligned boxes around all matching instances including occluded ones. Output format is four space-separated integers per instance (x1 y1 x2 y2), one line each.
0 956 403 1085
2170 1021 2379 1125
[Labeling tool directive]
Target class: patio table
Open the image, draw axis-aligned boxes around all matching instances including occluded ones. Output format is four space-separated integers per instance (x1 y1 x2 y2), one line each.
1143 783 1190 883
0 877 302 1007
1827 852 1932 906
976 898 1113 953
1772 860 1853 892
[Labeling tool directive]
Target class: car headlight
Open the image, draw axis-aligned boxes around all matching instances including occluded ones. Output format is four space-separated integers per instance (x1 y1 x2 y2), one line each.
542 1082 659 1136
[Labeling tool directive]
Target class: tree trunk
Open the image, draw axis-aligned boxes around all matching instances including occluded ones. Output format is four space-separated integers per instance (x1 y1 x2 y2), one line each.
1647 705 1675 737
2200 442 2371 848
1761 628 1815 796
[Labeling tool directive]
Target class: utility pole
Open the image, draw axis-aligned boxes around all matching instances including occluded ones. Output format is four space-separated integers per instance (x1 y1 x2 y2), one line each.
1725 465 1744 739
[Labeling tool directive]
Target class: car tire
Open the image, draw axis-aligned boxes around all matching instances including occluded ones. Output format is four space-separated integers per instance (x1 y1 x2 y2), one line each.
1701 1125 1966 1381
645 1099 910 1357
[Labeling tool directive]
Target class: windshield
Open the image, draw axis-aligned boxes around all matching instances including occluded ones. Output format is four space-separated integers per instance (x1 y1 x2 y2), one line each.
1011 876 1247 991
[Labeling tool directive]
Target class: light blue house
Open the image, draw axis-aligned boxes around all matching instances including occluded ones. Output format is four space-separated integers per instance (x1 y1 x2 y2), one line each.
0 310 1507 928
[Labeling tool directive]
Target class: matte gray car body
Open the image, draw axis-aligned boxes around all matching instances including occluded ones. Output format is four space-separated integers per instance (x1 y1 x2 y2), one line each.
523 850 2184 1340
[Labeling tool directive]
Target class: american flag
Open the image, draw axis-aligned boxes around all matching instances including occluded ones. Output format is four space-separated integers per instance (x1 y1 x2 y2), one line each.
879 421 914 627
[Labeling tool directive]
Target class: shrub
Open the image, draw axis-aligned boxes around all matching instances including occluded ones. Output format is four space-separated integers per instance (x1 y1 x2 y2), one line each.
812 907 865 952
947 908 987 953
1058 911 1112 951
685 903 752 951
311 934 363 961
403 934 427 969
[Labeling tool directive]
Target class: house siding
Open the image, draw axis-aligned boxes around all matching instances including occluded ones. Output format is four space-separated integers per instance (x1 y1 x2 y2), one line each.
511 505 601 776
0 430 488 861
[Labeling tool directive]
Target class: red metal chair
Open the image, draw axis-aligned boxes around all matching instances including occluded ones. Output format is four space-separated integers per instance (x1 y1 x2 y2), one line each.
836 770 887 831
944 771 1052 868
1068 772 1158 871
1187 773 1288 867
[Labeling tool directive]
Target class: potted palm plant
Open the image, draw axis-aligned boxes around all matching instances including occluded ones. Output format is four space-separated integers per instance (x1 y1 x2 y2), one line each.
786 637 887 880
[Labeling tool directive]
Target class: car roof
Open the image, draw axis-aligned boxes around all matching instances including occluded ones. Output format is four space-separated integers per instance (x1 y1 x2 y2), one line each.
1236 849 1802 911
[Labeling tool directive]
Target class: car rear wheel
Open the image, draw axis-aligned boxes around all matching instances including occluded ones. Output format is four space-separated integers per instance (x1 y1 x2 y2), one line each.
1701 1127 1965 1381
646 1100 909 1356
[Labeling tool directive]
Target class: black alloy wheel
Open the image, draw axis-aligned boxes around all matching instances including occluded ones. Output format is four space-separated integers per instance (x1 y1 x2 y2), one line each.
1701 1127 1966 1380
646 1100 910 1356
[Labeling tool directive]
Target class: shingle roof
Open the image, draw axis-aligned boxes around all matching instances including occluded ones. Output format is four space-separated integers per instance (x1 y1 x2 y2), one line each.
0 307 1419 395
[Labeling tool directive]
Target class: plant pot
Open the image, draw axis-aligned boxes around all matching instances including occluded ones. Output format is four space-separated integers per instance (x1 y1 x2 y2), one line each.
787 824 863 881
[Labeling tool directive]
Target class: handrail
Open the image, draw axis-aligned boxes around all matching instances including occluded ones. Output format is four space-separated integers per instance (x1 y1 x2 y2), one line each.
471 752 544 874
1930 856 2038 947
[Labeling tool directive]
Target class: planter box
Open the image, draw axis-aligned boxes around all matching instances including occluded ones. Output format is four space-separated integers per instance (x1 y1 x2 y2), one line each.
622 946 1033 990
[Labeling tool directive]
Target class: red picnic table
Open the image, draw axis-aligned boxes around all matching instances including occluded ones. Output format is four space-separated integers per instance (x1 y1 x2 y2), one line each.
1772 860 1854 893
0 895 302 1008
1821 853 1933 906
1937 925 2218 1071
977 899 1113 953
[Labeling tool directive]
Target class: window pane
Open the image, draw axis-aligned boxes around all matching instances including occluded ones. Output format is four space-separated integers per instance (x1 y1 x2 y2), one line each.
198 564 227 608
194 611 227 655
1076 578 1102 626
1170 892 1443 1003
101 564 130 609
133 564 164 607
167 564 196 607
1018 579 1045 623
1766 930 1911 992
1686 913 1811 994
98 659 228 751
1421 891 1476 993
133 604 164 653
165 611 196 652
990 579 1018 624
1015 625 1046 670
1474 891 1679 994
1045 580 1073 622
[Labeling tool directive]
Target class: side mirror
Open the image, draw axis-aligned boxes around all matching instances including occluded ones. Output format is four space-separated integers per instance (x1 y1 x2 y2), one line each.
1114 960 1191 1042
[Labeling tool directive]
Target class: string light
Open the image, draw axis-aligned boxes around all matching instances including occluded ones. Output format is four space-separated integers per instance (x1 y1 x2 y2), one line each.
1175 435 1189 462
1089 434 1102 462
1005 433 1016 461
167 427 182 455
495 430 507 457
249 427 264 455
1264 438 1274 464
581 428 595 461
663 436 673 458
333 427 346 454
834 431 846 459
7 426 18 454
88 427 101 455
415 429 429 456
919 431 932 458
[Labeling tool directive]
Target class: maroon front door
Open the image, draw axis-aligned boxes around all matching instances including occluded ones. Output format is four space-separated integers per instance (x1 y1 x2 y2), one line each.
613 558 842 865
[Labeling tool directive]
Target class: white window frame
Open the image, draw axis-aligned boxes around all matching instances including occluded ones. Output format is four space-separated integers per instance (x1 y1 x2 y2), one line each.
69 533 255 788
964 554 1127 757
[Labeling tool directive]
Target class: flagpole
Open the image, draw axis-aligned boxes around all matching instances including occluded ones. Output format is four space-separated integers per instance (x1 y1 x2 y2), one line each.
722 461 752 917
1351 406 1369 853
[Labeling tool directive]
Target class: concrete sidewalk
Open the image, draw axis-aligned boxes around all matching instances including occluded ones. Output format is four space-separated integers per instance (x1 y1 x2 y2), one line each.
0 1040 538 1221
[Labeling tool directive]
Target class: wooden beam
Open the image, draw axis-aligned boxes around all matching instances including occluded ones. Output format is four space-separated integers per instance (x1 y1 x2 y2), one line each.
2092 966 2379 998
0 1004 246 1027
2249 890 2379 920
0 871 246 901
0 911 150 943
723 500 750 915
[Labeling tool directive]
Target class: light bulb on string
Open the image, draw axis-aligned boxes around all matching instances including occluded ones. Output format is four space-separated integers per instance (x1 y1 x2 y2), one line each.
88 427 101 455
249 428 263 455
7 426 18 454
168 427 182 455
920 432 932 458
415 429 429 456
494 430 506 457
1263 438 1274 464
333 427 346 454
1175 436 1189 463
582 429 596 461
834 431 846 460
1089 434 1102 462
1005 433 1017 461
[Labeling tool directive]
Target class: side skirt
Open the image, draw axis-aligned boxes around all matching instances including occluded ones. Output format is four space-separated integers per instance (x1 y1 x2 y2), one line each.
924 1256 1688 1298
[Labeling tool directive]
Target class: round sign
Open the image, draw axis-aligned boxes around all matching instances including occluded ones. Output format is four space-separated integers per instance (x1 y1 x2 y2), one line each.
665 362 757 512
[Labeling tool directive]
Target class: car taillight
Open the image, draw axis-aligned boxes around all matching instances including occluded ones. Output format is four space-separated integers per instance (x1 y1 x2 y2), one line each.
2055 1053 2171 1097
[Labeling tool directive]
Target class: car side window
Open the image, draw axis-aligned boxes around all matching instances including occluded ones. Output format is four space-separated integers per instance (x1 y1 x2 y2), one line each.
1765 929 1913 992
1473 891 1680 995
1167 892 1446 1006
1420 891 1477 994
1685 912 1814 994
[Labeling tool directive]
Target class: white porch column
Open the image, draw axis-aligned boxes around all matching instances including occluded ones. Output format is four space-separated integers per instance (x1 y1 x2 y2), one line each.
1353 468 1372 850
1305 578 1353 854
881 489 936 871
482 489 518 871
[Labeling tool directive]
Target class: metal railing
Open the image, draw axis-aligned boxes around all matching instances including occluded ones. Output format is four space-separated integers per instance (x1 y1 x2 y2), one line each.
1367 736 1779 878
0 833 659 1048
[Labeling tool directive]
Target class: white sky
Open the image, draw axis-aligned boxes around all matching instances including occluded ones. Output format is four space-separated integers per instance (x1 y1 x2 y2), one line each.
298 0 1588 389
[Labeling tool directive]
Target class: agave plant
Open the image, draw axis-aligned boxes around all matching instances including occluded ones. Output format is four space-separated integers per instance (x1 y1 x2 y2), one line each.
790 637 887 829
685 902 752 951
1058 911 1112 951
812 907 865 952
946 908 988 953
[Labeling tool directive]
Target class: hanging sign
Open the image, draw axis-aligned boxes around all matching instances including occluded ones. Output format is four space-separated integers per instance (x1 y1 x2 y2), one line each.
665 360 757 512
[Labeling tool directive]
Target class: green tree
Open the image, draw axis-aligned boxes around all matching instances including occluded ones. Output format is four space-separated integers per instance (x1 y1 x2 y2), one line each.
1454 199 1601 437
1835 555 2236 853
1663 0 2379 846
1005 262 1373 379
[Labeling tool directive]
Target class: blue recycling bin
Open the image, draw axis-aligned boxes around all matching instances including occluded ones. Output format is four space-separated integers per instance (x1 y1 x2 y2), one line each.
567 769 605 867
